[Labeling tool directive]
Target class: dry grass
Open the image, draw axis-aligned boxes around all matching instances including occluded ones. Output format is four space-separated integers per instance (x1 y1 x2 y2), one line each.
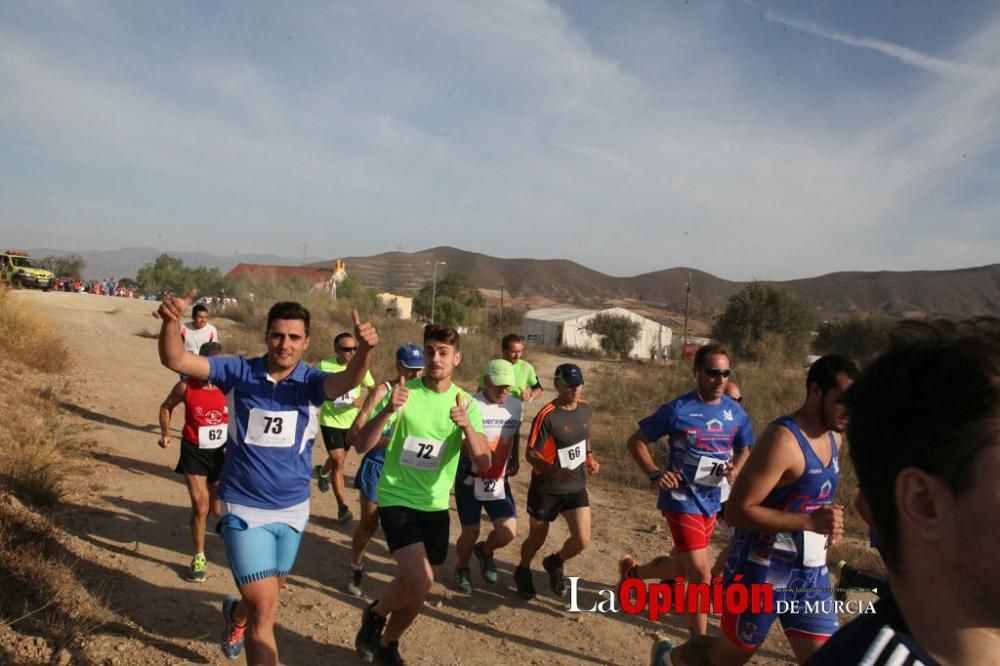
0 294 108 659
0 287 71 373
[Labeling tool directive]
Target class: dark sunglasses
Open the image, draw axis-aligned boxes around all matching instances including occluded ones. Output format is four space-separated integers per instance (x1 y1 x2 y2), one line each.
337 346 358 353
705 368 731 379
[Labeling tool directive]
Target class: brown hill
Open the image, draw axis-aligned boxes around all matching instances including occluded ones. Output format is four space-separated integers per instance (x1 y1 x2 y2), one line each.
308 247 1000 320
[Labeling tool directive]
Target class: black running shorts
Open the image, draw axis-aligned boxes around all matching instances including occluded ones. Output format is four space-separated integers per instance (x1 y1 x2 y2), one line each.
320 425 350 452
526 486 589 522
174 439 226 483
377 505 450 565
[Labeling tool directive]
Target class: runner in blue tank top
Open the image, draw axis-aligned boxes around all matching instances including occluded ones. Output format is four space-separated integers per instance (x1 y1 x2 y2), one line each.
652 355 858 666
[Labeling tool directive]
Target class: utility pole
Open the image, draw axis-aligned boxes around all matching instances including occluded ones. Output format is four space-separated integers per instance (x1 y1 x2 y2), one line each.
499 278 505 331
682 271 691 347
428 260 446 324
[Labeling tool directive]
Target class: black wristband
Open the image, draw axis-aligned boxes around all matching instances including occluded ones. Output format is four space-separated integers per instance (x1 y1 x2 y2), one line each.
648 470 662 482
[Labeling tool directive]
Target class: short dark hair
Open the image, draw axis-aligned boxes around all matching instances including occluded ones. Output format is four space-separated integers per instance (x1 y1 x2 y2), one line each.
192 304 208 316
806 354 858 393
693 343 729 370
501 333 524 350
846 317 1000 574
266 301 311 336
424 323 460 349
334 332 354 348
198 341 222 356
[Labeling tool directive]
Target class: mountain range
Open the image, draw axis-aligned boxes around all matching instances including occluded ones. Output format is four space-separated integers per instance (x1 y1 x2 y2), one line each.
28 245 999 320
311 247 999 320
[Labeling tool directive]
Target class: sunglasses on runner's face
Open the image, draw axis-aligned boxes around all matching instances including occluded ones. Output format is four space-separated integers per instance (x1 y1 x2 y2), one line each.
705 368 731 379
337 346 358 353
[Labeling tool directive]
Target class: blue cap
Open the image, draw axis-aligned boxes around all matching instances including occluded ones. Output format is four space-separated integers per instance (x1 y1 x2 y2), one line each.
396 343 424 369
554 363 584 386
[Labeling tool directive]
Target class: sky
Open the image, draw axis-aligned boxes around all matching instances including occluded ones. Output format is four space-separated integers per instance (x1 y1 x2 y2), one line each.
1 0 998 281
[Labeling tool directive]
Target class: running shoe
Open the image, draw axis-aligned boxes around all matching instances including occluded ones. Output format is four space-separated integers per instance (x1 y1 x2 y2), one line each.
220 595 246 661
650 637 675 666
347 566 364 598
473 541 498 584
187 553 207 583
514 565 536 600
315 464 331 493
355 599 386 663
618 554 639 585
376 639 407 665
455 568 473 593
542 554 568 597
338 504 354 524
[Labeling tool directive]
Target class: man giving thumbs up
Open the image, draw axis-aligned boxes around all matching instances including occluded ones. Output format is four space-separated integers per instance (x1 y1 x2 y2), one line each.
158 297 378 666
353 324 488 665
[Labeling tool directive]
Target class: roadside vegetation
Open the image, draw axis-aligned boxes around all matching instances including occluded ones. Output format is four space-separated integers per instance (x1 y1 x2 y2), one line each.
0 286 112 664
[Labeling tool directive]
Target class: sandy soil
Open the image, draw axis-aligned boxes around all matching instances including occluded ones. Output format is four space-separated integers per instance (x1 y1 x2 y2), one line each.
12 290 799 665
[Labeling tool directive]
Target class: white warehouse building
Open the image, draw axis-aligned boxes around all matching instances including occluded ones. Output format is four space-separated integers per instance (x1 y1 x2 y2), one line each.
523 306 672 359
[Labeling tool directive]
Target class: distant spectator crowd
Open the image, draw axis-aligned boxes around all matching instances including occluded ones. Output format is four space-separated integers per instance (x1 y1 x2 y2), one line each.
52 277 142 298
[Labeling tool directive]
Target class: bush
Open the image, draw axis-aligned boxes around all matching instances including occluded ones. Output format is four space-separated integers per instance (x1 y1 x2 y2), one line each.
486 307 524 333
136 253 231 297
0 287 70 373
814 316 895 363
584 312 641 357
38 253 85 280
712 281 816 363
413 271 484 327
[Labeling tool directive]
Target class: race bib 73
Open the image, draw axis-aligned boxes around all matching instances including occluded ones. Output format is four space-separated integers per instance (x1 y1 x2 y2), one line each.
245 409 298 447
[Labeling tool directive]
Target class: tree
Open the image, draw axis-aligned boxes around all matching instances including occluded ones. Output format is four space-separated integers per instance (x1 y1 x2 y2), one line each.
413 271 484 325
584 312 642 357
38 253 85 279
488 307 524 332
814 315 895 363
136 254 230 297
336 276 379 312
711 282 817 362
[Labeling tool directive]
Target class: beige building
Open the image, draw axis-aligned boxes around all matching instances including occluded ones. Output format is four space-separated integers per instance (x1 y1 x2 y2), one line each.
377 292 413 320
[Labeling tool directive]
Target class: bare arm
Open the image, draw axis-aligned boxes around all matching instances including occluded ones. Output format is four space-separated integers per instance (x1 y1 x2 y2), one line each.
354 377 406 455
158 381 187 448
728 446 751 482
453 395 490 472
347 383 389 449
725 423 840 534
627 427 683 489
156 290 210 380
627 428 659 475
507 431 521 476
323 309 379 400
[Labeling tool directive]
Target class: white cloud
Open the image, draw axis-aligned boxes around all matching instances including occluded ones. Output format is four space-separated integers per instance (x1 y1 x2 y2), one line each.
762 10 992 80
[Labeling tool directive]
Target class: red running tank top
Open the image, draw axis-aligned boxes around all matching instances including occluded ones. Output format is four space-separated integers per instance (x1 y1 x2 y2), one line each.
182 378 228 445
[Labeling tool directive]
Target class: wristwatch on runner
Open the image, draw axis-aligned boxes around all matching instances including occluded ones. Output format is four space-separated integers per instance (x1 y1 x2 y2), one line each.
648 470 662 483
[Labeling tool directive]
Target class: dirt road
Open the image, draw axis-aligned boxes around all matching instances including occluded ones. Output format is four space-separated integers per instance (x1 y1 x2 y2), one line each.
13 290 796 665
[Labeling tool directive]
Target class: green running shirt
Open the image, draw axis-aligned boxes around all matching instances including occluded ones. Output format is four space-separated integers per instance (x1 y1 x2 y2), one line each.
376 379 484 511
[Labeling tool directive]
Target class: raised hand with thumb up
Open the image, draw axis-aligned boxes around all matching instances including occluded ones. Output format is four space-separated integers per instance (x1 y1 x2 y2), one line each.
156 288 198 323
450 392 471 429
352 308 379 352
388 373 410 413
